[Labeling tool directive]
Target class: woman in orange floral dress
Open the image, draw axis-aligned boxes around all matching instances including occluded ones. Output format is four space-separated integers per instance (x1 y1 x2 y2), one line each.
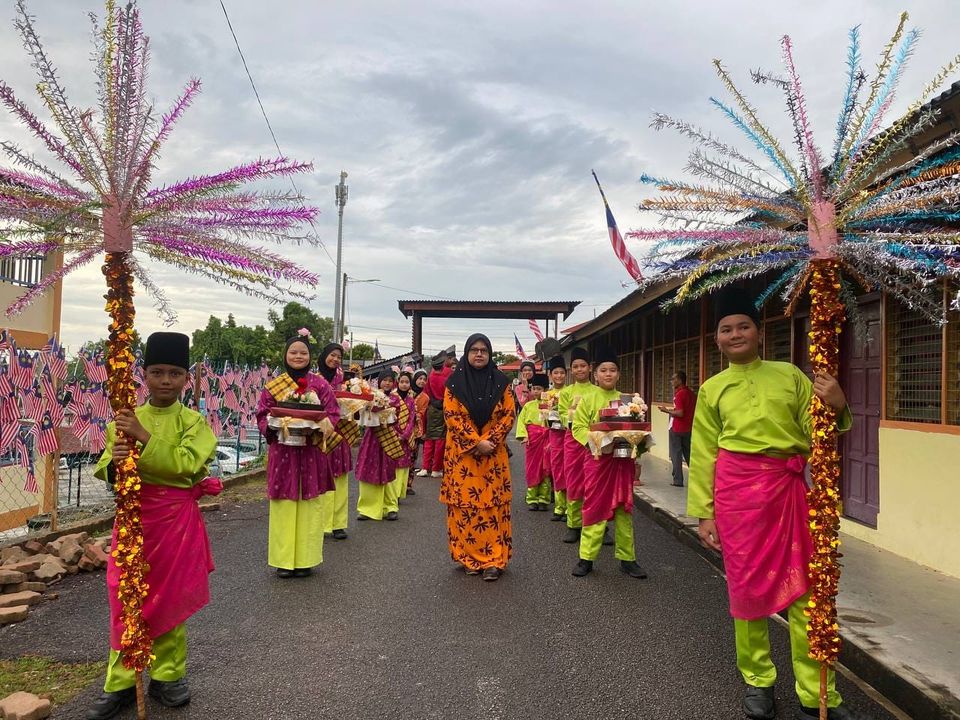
441 333 516 581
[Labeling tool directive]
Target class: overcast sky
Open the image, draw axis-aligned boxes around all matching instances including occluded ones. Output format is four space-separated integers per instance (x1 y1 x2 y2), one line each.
1 0 956 359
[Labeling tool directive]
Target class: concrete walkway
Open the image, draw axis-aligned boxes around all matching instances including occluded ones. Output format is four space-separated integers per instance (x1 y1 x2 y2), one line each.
636 454 960 720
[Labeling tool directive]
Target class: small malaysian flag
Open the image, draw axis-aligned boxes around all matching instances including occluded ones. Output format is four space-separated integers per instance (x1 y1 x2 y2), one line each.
0 399 19 453
37 411 59 455
514 334 528 361
528 319 545 343
49 337 67 381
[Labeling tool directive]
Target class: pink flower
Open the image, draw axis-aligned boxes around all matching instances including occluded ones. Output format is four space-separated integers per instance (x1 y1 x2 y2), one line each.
297 327 310 337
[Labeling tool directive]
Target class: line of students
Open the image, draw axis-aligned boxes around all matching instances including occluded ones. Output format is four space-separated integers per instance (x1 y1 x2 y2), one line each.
515 346 647 579
85 284 871 720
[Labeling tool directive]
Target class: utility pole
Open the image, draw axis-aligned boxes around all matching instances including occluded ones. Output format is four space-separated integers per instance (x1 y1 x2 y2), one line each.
333 170 348 343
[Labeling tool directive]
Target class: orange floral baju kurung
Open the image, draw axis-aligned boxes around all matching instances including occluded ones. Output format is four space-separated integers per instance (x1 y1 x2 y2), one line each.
440 387 516 571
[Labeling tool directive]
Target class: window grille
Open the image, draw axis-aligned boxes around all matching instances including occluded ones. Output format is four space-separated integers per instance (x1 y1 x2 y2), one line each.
764 317 792 362
705 335 727 380
885 299 942 423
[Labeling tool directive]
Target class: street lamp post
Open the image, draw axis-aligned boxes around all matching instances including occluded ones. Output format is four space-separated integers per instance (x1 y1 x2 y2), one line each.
333 171 348 343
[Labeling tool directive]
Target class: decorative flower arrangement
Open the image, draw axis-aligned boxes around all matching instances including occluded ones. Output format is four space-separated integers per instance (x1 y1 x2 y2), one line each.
617 394 649 421
283 377 321 405
346 377 373 396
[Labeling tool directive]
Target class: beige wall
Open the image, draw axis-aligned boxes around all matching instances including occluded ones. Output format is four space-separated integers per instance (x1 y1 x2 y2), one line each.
648 408 671 463
841 426 960 579
0 284 55 338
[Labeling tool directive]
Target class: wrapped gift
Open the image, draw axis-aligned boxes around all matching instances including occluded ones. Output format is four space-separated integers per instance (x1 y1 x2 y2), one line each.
590 420 651 432
336 390 374 418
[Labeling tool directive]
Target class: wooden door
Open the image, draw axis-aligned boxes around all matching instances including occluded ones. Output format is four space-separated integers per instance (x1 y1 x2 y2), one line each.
839 298 882 526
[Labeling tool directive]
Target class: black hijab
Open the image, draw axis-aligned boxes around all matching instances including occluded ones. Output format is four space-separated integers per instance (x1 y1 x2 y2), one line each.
446 333 510 430
283 337 313 380
397 371 413 400
317 343 344 384
411 369 428 396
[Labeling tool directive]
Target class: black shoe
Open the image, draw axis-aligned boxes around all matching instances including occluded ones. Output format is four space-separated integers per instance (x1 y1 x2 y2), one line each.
407 486 416 496
537 503 549 511
602 528 614 546
550 513 565 522
482 567 502 582
324 531 334 538
85 688 136 719
528 504 539 511
742 685 775 720
292 567 313 577
572 559 593 577
562 527 581 543
148 677 191 708
620 560 648 579
357 514 370 521
276 568 294 578
465 567 481 575
332 529 348 540
385 511 399 521
797 704 874 720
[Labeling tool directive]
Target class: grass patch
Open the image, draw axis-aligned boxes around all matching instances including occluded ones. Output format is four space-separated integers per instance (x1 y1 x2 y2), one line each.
0 656 101 706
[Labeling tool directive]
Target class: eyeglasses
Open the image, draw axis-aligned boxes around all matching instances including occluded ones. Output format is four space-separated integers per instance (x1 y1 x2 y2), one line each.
468 348 489 355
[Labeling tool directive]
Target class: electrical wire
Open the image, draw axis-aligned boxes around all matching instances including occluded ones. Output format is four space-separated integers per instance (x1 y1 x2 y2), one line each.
219 1 336 268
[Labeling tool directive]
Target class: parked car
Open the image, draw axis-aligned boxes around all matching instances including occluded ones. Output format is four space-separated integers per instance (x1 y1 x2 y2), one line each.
214 446 259 475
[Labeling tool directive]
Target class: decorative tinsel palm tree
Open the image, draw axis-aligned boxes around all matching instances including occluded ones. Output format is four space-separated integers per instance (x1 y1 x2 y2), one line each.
0 2 319 715
628 14 960 717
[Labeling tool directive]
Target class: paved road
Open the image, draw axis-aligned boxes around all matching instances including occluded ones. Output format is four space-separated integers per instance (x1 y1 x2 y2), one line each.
1 439 898 720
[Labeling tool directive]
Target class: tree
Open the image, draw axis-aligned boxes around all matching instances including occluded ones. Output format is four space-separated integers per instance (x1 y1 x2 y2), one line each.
349 343 375 361
492 352 519 367
267 302 336 351
191 315 271 367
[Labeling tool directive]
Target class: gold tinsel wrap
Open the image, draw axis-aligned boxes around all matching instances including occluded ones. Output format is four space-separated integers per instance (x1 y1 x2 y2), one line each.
805 259 845 666
103 253 153 672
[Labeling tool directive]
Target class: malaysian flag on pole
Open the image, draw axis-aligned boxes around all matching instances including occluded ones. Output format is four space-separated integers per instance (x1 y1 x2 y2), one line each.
514 334 528 361
528 319 544 343
591 170 644 283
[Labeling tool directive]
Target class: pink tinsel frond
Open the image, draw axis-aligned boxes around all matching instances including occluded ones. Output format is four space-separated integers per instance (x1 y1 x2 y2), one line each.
144 157 313 207
4 246 99 317
781 35 825 201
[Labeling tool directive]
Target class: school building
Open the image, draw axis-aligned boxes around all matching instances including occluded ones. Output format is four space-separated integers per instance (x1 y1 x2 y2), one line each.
563 82 960 579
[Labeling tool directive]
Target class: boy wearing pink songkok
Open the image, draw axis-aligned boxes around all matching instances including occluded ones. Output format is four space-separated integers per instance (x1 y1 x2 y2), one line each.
88 332 219 719
688 288 867 720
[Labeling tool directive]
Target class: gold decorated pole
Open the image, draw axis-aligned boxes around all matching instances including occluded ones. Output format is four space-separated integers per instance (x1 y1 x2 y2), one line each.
104 249 152 720
805 204 845 720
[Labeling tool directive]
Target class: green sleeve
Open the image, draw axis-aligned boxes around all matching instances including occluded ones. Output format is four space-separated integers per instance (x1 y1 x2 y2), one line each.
571 391 596 447
687 383 720 519
93 422 117 482
516 402 533 440
138 414 218 484
557 387 571 419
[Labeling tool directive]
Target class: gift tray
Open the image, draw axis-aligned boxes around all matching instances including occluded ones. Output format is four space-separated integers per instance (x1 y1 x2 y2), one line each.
590 421 651 432
269 406 328 421
336 390 374 401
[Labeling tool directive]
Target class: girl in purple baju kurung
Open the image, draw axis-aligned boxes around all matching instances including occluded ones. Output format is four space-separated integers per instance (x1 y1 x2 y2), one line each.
317 343 356 540
255 334 340 577
393 371 418 500
355 372 403 521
